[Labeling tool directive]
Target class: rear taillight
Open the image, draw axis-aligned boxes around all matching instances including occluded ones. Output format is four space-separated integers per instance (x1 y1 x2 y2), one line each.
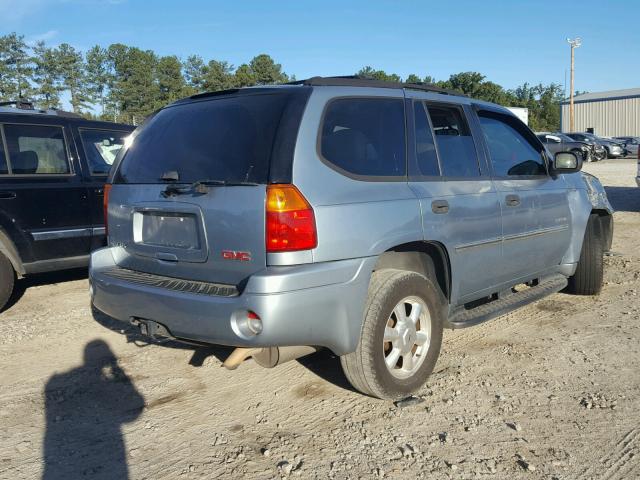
103 183 112 237
266 184 317 252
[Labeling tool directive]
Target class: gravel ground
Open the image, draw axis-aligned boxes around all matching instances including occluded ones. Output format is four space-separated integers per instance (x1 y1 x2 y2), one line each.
0 159 638 480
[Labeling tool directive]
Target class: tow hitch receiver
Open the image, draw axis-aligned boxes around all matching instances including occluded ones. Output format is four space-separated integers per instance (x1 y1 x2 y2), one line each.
130 318 173 341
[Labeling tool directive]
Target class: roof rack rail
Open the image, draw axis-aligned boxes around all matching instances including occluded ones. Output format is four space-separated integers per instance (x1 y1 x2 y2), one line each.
287 76 466 97
0 99 35 110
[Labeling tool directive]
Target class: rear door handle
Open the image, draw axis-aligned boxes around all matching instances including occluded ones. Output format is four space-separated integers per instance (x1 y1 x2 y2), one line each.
0 192 16 200
431 200 450 214
505 194 520 207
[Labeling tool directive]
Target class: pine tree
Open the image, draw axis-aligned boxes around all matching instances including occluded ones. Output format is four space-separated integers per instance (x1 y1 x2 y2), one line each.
0 33 35 101
32 41 62 109
56 43 90 113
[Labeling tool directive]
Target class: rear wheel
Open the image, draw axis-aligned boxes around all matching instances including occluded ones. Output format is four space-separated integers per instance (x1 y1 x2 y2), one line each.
0 252 15 311
567 214 604 295
340 269 444 399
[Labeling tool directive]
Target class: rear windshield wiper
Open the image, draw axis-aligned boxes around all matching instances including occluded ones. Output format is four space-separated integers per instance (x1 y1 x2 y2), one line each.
161 179 259 197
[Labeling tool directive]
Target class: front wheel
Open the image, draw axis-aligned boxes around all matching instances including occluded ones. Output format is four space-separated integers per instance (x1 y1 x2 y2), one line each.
0 252 15 311
340 269 444 400
567 214 604 295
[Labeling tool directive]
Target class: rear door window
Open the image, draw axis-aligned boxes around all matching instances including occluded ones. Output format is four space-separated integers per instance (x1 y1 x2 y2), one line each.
412 101 440 177
320 97 405 178
0 133 8 174
478 111 546 177
79 129 130 175
426 104 479 177
117 92 293 184
3 124 70 174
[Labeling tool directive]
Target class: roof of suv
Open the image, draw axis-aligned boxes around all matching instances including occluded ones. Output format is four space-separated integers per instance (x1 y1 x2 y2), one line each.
0 101 133 129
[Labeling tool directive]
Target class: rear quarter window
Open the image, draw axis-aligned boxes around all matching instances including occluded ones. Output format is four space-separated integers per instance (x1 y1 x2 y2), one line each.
319 97 406 178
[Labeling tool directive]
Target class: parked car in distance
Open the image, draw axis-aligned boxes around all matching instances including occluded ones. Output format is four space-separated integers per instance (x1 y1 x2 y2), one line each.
613 136 639 158
566 132 624 159
0 101 134 310
562 132 607 161
90 77 613 400
536 132 592 162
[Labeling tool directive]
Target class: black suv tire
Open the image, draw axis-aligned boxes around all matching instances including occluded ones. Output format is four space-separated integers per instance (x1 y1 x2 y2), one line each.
0 252 15 311
340 269 444 400
567 214 604 295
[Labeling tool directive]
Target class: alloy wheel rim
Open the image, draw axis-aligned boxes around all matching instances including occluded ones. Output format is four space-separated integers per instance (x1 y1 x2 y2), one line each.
382 296 431 379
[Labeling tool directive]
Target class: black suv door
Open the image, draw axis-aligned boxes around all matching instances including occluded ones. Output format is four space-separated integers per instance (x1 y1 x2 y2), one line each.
71 125 133 251
0 119 91 267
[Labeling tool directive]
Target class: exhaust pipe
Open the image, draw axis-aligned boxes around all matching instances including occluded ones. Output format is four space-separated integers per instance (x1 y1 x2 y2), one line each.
222 346 318 370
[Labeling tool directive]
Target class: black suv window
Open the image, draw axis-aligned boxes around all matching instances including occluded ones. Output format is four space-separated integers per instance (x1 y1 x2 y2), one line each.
0 137 7 174
426 104 479 177
320 97 405 177
412 101 440 177
478 111 546 177
3 124 70 174
79 129 130 175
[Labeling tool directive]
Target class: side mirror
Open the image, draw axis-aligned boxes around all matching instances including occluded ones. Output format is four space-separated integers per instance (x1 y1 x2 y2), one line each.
551 151 582 174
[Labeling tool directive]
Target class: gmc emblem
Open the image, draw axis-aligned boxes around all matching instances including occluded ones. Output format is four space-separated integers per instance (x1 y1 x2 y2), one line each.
221 250 252 262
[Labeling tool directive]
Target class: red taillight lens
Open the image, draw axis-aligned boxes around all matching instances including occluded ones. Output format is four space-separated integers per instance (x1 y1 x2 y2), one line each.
266 184 317 252
103 183 112 236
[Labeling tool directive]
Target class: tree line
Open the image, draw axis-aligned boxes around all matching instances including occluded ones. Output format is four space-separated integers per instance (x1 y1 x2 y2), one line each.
0 32 563 130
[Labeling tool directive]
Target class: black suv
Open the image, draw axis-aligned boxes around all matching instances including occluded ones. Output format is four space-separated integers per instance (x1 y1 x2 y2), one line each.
0 101 134 310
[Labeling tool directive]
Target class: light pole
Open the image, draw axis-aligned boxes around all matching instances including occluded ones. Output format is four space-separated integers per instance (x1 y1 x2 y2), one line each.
566 37 582 132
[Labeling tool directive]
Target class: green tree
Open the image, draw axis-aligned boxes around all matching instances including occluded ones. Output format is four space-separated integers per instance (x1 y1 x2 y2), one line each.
405 73 422 84
85 46 111 114
32 41 62 109
249 54 288 84
233 64 255 87
56 43 90 113
0 33 34 100
203 60 234 91
183 54 207 93
357 66 401 82
156 55 186 107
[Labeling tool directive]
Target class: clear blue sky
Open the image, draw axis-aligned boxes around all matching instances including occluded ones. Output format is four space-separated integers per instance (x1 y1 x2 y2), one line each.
2 0 639 94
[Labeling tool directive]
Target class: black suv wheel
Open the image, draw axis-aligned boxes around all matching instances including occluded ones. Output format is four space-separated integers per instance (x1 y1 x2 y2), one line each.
0 252 15 311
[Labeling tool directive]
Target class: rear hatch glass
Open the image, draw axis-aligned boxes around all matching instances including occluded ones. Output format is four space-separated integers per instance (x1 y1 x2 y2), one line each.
109 88 309 285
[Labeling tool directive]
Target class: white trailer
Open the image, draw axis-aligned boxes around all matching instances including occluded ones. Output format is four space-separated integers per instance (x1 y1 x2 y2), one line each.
506 107 529 125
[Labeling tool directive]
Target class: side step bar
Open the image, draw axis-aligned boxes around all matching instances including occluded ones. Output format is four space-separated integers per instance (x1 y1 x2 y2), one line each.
446 274 568 329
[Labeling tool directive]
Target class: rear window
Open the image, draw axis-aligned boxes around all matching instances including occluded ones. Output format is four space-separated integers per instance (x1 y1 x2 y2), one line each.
80 128 131 175
116 92 293 184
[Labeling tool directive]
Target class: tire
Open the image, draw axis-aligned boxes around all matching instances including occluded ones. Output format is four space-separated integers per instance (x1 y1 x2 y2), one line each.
567 214 604 295
340 269 444 400
0 252 15 311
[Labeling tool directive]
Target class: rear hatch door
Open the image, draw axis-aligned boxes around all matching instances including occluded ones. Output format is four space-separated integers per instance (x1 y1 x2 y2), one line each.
107 88 308 286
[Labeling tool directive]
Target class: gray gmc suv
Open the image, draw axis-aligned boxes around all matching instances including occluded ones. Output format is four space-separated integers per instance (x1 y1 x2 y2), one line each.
90 77 614 399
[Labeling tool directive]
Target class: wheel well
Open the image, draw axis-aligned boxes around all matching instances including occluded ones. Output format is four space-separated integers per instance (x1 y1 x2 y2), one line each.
591 209 613 251
374 241 451 301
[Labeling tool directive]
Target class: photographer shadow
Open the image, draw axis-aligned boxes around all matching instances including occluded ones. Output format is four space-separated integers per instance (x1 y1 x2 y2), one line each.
43 340 144 480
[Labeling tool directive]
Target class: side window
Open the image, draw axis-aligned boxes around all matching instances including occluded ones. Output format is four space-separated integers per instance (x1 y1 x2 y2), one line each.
79 129 130 175
0 132 7 174
412 101 440 177
3 124 70 174
320 97 405 177
478 112 546 177
426 104 479 177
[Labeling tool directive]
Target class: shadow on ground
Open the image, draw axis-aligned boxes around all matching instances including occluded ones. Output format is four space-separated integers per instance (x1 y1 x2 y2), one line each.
3 268 87 313
43 340 144 480
604 186 640 213
92 307 356 393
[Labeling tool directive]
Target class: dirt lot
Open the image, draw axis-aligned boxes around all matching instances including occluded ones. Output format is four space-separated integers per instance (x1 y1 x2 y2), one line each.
0 159 638 480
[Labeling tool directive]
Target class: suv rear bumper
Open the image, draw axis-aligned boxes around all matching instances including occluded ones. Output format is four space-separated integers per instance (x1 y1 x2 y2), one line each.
89 247 375 355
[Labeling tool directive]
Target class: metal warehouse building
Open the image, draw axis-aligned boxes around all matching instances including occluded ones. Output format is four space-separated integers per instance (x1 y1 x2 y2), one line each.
560 87 640 136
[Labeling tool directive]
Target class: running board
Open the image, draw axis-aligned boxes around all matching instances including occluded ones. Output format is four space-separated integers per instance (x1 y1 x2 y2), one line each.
446 274 568 329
